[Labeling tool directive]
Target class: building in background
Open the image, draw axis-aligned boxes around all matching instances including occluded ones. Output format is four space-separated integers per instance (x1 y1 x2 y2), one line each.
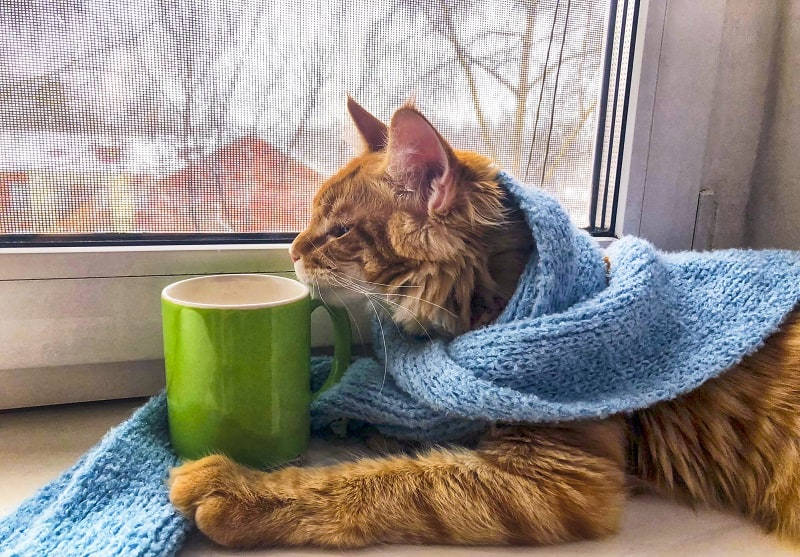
0 134 320 234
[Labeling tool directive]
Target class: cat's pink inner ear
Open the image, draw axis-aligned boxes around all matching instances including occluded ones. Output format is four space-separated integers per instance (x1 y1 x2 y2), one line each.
387 108 456 215
347 97 388 152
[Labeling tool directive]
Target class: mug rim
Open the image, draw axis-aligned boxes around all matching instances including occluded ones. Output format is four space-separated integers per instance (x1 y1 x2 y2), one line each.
161 273 309 310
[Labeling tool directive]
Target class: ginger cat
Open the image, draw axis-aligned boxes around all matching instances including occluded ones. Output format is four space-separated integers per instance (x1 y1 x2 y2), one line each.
169 99 800 548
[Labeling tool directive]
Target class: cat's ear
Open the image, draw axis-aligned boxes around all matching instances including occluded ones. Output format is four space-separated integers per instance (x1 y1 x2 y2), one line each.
347 96 388 152
386 107 457 215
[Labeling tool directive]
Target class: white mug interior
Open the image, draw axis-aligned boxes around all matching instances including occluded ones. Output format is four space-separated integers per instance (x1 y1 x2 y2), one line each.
161 274 309 309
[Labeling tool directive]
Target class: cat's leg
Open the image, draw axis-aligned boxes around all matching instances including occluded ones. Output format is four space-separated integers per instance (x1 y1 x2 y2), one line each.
169 419 627 548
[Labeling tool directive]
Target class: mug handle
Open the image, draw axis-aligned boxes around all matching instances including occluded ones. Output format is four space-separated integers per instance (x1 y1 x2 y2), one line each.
309 299 352 400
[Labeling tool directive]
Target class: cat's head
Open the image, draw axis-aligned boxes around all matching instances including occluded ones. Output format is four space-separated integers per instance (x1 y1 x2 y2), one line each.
290 98 513 337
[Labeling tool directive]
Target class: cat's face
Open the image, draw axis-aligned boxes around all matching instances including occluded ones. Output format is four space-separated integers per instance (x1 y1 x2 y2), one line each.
290 98 506 336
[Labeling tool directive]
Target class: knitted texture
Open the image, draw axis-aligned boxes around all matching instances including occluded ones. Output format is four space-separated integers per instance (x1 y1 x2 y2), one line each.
0 393 191 556
311 172 800 440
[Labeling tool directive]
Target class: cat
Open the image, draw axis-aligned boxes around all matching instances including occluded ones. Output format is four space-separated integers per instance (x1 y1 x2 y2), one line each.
169 98 800 548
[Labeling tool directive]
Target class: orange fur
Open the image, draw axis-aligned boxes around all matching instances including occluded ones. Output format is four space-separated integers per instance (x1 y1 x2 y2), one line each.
170 101 800 548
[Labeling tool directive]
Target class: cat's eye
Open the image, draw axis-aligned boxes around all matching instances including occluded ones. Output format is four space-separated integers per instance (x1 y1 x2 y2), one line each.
329 224 350 238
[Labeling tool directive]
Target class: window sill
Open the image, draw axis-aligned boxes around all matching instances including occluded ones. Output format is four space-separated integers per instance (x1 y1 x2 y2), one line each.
0 235 616 409
0 244 372 409
0 243 294 281
595 236 616 249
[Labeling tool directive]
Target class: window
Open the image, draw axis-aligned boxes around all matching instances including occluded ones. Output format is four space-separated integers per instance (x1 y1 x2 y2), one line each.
0 0 637 246
588 0 640 234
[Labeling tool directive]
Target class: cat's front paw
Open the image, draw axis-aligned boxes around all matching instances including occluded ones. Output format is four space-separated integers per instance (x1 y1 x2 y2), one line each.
168 454 287 547
168 454 244 519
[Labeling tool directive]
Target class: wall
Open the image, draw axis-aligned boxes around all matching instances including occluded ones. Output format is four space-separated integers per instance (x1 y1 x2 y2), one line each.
745 0 800 249
628 0 799 251
699 0 780 249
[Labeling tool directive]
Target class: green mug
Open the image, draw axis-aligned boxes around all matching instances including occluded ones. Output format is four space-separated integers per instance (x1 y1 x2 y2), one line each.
161 274 351 469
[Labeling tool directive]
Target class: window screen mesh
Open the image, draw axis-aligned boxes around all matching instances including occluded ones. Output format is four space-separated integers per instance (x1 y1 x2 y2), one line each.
0 0 609 236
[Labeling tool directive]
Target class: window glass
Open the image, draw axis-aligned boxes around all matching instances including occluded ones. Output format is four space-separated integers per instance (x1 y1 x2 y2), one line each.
0 0 610 236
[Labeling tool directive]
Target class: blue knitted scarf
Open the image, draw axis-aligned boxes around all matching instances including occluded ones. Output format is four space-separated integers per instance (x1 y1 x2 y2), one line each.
311 172 800 440
4 172 800 554
0 393 191 556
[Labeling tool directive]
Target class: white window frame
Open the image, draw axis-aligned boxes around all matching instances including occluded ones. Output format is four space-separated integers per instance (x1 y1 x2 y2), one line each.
0 0 724 408
0 244 303 408
615 0 728 250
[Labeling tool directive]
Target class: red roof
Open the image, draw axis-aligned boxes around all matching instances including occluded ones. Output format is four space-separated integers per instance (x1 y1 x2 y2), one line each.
1 137 320 234
141 136 320 233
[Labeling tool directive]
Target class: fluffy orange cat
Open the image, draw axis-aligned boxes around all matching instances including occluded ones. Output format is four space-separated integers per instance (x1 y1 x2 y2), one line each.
169 99 800 548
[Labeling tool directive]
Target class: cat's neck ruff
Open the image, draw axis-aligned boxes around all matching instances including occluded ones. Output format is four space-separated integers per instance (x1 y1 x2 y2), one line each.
311 172 800 441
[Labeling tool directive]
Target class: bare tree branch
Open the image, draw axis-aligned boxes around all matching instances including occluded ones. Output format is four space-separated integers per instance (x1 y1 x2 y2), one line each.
0 20 157 96
543 98 596 183
467 57 518 94
434 1 497 159
511 2 537 175
289 46 331 148
467 29 524 43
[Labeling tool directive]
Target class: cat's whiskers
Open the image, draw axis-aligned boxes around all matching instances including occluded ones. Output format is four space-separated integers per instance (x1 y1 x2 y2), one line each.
324 278 367 347
312 276 339 333
366 296 389 392
327 273 440 392
312 275 369 348
326 273 390 392
314 277 339 315
334 273 421 290
321 273 437 389
318 274 391 392
378 292 458 319
365 294 434 343
312 277 324 304
328 273 434 343
329 270 458 320
358 290 428 332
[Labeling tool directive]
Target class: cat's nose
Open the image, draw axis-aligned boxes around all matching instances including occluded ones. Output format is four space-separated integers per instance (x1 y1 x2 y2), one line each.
288 245 300 262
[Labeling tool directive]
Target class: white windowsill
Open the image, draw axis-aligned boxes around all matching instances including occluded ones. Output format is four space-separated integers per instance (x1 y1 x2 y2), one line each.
0 234 618 409
0 243 294 281
0 243 374 409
